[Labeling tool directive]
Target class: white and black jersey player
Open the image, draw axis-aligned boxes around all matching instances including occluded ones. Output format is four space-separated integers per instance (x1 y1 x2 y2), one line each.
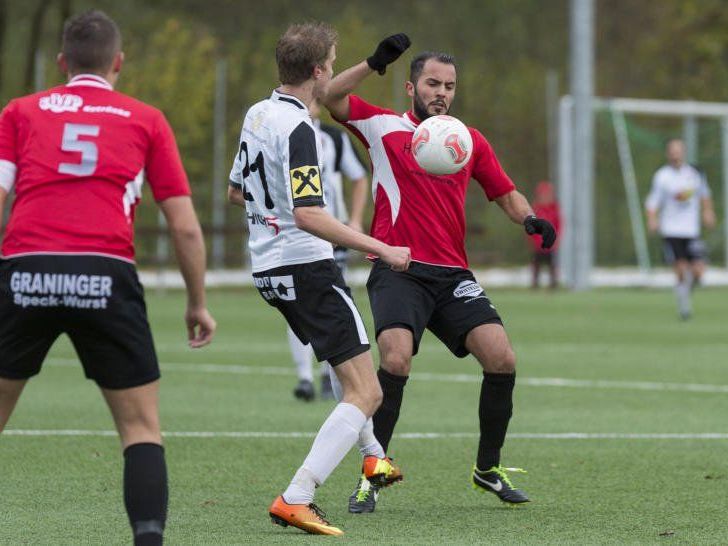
646 138 717 319
227 22 410 537
287 99 369 402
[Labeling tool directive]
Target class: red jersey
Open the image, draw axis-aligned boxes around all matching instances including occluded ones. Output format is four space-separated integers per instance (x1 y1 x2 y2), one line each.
339 95 515 268
0 74 190 262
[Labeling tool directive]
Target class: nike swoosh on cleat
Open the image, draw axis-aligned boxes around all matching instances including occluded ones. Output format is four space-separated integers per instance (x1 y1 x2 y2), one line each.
474 473 503 492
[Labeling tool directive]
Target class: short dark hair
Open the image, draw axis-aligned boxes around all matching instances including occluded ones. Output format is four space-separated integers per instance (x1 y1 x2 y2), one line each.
665 137 684 148
409 51 457 83
276 22 337 86
62 10 121 74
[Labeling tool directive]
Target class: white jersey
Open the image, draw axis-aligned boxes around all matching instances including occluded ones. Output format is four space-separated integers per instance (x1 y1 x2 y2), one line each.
315 121 367 222
645 164 711 238
230 90 332 272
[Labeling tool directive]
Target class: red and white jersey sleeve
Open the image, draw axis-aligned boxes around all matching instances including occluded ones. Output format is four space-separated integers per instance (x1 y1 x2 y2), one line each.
0 75 190 262
338 95 516 268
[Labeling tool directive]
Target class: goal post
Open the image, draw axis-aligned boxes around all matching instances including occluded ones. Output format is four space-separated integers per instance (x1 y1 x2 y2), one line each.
558 95 728 288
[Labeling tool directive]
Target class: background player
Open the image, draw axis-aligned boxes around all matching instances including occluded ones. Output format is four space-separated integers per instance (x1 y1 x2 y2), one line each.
646 138 716 320
227 22 409 536
0 10 216 546
289 99 369 402
322 35 556 512
529 181 561 289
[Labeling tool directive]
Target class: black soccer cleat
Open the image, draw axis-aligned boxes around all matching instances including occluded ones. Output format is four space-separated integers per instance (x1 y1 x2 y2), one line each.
348 474 379 514
472 465 530 504
293 379 315 401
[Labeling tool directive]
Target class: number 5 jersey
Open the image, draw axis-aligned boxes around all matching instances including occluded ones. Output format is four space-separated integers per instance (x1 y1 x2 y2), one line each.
0 74 191 263
229 90 332 272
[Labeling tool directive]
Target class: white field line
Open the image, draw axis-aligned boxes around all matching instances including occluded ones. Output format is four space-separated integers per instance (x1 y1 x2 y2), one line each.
4 429 728 440
45 357 728 394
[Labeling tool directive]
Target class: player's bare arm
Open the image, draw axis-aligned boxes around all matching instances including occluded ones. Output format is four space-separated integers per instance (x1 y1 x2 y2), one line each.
347 176 368 233
702 196 716 229
495 189 557 250
495 189 534 224
0 187 6 228
293 205 410 271
646 207 660 233
159 196 216 348
323 33 411 121
227 185 246 207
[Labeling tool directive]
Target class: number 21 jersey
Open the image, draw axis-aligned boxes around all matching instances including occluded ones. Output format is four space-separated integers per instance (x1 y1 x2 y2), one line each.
0 74 191 262
230 90 332 273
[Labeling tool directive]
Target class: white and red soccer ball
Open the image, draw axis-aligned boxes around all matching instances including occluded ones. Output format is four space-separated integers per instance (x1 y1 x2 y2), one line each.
411 115 473 175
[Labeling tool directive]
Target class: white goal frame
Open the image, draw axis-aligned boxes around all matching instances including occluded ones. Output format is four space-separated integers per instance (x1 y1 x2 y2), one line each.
558 95 728 287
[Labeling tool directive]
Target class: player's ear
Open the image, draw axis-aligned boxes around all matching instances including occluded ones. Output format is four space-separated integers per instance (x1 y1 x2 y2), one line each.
405 80 415 98
57 53 68 75
112 51 124 74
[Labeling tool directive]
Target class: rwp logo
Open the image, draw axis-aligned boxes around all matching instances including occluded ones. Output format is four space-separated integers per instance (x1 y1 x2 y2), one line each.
39 93 83 113
290 165 322 199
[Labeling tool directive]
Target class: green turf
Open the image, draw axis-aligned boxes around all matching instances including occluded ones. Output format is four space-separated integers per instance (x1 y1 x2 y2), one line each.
2 286 728 544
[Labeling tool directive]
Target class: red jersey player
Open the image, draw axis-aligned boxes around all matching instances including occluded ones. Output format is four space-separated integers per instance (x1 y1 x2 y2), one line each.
323 35 556 512
0 11 215 546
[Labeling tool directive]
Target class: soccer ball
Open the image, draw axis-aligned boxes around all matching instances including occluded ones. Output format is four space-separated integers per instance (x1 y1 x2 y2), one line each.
411 115 473 175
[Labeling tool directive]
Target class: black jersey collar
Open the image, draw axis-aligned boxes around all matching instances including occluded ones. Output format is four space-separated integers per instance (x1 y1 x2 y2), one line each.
272 89 306 110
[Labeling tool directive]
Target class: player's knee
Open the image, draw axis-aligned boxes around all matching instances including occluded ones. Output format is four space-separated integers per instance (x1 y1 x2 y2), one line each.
483 347 516 374
381 351 412 376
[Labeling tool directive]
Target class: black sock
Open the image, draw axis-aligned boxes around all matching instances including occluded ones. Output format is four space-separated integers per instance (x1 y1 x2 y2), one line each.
124 443 168 546
477 372 515 471
372 367 409 453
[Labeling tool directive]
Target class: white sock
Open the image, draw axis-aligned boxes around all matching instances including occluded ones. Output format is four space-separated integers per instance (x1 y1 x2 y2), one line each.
358 417 386 458
287 327 313 382
329 367 385 458
282 402 366 504
675 279 691 316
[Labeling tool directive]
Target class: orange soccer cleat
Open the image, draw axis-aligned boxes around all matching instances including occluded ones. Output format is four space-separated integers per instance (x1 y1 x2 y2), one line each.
362 455 403 488
268 495 344 536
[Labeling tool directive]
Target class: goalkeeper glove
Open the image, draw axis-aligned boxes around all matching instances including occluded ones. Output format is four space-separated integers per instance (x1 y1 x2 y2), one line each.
367 33 411 75
524 215 556 249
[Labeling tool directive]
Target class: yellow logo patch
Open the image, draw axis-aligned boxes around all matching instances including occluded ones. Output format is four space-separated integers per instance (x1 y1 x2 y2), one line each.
290 165 322 199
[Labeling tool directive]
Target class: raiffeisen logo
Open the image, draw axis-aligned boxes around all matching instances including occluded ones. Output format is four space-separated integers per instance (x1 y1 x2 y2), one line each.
39 93 83 113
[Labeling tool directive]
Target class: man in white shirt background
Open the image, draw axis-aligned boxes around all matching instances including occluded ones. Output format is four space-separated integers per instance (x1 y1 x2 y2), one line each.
646 138 717 320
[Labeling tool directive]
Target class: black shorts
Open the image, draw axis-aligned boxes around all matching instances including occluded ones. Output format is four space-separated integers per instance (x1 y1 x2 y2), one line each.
333 245 349 273
0 255 159 389
662 238 707 263
253 259 370 366
367 260 502 358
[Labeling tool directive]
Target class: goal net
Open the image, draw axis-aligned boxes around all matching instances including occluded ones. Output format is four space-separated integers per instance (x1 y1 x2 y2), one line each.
558 96 728 286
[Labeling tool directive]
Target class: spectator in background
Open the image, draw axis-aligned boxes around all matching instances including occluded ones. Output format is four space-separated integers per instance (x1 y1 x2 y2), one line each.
529 181 561 289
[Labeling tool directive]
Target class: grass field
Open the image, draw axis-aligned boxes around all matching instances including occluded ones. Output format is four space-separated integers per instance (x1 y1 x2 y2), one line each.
2 286 728 544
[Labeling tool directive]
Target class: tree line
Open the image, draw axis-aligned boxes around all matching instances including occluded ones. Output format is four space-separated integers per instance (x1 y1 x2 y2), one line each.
1 0 725 266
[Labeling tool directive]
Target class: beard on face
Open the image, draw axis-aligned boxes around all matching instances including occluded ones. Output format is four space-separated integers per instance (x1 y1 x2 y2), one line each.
413 87 449 121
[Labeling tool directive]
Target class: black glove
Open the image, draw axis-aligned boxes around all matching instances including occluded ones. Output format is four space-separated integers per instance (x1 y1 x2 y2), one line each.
524 215 556 249
367 33 411 75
